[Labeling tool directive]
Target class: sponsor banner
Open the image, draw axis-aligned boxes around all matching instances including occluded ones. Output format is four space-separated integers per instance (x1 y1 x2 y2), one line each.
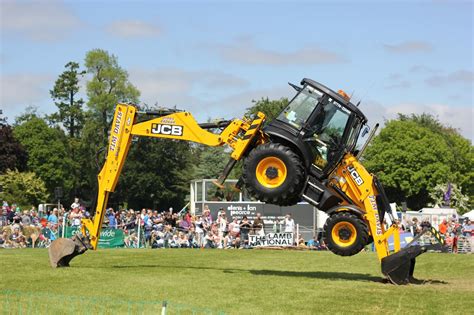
196 202 314 226
64 227 124 248
249 232 294 247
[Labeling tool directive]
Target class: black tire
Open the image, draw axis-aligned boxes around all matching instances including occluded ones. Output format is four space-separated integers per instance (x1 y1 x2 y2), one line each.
323 212 369 256
242 143 304 206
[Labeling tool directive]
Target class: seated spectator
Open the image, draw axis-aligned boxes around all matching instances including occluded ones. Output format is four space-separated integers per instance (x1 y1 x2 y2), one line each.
0 230 6 247
307 237 320 250
205 230 217 248
178 232 189 248
124 232 138 248
224 233 240 249
297 234 307 248
10 227 26 248
169 233 180 248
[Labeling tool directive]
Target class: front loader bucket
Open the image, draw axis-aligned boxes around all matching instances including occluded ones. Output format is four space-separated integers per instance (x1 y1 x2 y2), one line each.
48 234 92 268
381 245 424 285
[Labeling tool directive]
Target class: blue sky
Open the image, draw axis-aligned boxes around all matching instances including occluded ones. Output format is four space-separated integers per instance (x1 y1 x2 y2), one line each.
1 0 473 139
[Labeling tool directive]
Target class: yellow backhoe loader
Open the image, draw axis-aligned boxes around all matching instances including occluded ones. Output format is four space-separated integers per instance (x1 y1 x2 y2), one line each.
49 78 445 285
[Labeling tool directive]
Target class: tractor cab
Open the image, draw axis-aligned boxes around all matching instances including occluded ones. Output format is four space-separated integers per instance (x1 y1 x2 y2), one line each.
264 78 367 180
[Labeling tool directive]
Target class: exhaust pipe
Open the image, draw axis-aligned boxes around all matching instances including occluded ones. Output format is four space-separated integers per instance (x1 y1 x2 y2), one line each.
48 234 93 268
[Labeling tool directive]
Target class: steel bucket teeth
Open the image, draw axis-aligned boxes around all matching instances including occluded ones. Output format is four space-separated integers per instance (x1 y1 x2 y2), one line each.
381 245 424 285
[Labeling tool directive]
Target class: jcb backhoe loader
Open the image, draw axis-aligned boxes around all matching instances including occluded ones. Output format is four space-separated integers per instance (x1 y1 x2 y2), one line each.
49 78 445 284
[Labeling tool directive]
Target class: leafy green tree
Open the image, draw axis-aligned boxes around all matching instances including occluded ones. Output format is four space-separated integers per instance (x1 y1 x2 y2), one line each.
0 123 28 173
364 114 473 210
85 49 140 146
428 183 470 214
245 97 288 121
0 169 49 207
13 115 74 198
114 138 195 210
49 62 86 138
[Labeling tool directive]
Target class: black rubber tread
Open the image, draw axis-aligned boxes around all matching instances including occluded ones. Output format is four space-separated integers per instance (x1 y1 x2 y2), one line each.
323 211 369 256
242 143 305 206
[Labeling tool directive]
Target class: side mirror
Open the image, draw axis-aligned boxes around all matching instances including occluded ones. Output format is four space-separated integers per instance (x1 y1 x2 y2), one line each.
361 126 370 138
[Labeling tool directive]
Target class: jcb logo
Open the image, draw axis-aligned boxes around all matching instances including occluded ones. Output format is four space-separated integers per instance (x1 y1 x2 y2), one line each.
151 123 183 136
347 165 364 186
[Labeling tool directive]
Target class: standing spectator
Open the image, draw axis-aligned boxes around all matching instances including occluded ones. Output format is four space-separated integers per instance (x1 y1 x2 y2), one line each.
217 213 228 248
21 210 32 226
202 206 213 225
284 213 295 233
69 207 82 227
273 218 281 233
107 208 117 229
194 215 205 247
253 213 265 236
240 216 251 248
462 219 473 237
229 217 240 237
439 219 448 236
70 197 81 210
48 208 59 225
1 208 9 227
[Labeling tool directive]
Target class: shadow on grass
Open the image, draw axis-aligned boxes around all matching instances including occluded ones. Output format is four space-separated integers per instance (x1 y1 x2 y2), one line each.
90 264 392 283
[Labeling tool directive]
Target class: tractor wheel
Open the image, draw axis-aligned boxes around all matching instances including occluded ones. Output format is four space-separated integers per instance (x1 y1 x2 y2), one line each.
243 143 304 206
323 212 369 256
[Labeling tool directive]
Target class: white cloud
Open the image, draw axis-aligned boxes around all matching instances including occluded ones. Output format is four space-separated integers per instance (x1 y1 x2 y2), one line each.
0 73 55 122
383 41 433 53
128 68 250 111
425 70 474 87
212 38 347 65
361 100 473 140
106 20 161 39
0 0 82 42
0 73 53 106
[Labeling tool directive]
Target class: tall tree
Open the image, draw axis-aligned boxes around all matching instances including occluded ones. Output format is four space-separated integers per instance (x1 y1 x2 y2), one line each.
50 62 86 138
13 115 74 198
364 114 473 210
84 49 140 147
114 138 195 210
0 169 49 207
245 97 288 121
0 123 28 173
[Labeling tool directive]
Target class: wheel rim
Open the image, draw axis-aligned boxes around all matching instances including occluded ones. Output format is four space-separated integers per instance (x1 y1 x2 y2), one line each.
332 222 357 247
255 157 287 188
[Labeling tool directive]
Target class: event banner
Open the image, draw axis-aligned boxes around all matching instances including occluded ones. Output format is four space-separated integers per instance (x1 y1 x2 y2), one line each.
64 227 124 248
249 232 294 247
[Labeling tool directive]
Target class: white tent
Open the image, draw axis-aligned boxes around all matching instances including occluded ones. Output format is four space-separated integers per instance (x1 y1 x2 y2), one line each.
462 210 474 220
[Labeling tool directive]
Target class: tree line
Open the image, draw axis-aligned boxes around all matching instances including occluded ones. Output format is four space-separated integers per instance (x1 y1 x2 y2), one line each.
0 49 472 213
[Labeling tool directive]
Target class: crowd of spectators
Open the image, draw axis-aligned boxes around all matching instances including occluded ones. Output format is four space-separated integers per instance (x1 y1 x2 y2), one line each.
2 197 473 253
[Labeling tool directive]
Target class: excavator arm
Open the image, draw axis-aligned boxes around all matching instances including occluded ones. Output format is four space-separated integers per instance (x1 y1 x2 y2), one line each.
49 104 266 266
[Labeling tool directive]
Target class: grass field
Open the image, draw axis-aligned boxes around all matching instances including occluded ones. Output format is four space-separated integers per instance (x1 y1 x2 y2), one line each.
1 248 473 314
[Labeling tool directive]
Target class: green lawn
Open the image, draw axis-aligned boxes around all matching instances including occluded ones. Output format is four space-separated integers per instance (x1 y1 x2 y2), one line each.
1 248 473 314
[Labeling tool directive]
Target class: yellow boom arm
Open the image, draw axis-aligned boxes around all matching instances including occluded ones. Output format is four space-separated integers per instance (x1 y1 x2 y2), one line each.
81 104 266 249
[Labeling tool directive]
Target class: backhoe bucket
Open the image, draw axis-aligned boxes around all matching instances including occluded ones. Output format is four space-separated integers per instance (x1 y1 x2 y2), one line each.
48 234 92 268
381 245 424 285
